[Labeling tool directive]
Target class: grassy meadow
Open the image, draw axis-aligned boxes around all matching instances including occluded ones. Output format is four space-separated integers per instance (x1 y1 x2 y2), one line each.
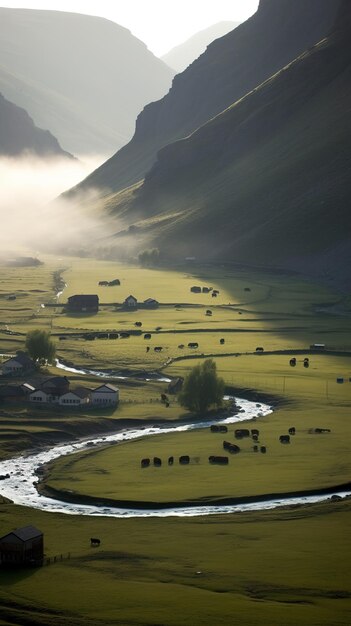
0 254 350 625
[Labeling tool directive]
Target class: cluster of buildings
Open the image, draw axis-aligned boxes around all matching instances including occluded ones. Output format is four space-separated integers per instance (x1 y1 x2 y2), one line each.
0 353 119 408
66 294 159 313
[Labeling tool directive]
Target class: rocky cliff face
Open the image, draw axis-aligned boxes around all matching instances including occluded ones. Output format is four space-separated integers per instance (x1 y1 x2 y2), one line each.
75 0 342 194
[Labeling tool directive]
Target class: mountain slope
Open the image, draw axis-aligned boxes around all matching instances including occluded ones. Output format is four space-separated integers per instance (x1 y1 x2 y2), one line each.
73 0 342 194
103 5 351 287
0 8 174 155
0 92 72 158
161 22 239 73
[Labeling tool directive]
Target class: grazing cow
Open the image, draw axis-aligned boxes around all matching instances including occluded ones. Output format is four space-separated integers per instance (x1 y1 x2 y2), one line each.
179 455 190 465
252 434 258 442
206 310 212 316
235 429 250 439
154 346 163 352
146 346 150 352
288 427 296 435
168 456 174 466
304 357 309 363
279 435 290 444
253 445 259 452
90 538 101 547
314 428 331 434
98 281 108 286
210 425 220 432
153 457 162 466
223 441 240 454
260 446 267 453
178 344 185 349
303 360 309 368
135 321 142 327
290 358 297 367
188 342 199 349
209 456 229 465
218 425 228 433
256 347 264 352
141 458 150 468
211 292 217 298
144 333 152 339
220 338 225 345
251 429 259 437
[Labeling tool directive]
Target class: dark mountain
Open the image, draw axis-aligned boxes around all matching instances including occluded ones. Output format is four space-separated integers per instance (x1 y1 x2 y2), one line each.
107 4 351 287
161 22 239 73
73 0 342 194
0 92 72 158
0 8 174 156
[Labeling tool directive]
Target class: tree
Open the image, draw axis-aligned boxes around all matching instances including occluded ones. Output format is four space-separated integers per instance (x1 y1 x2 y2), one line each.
138 248 160 267
25 329 56 364
178 359 225 415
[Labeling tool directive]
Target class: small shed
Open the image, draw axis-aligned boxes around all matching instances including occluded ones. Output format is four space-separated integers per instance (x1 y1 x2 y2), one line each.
0 525 43 567
167 377 184 394
190 286 201 293
91 384 119 406
67 295 99 313
143 298 159 309
124 295 137 308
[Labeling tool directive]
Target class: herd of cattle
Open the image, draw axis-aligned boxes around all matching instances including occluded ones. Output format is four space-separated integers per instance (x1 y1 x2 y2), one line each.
139 424 311 468
139 422 332 469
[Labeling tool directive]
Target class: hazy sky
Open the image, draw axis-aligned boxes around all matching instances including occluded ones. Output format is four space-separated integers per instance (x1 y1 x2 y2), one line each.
0 0 259 55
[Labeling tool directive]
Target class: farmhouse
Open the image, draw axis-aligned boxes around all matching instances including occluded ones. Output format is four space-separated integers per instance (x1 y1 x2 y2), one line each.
0 525 44 567
91 384 119 406
1 352 34 376
29 376 70 404
59 387 91 406
67 295 99 313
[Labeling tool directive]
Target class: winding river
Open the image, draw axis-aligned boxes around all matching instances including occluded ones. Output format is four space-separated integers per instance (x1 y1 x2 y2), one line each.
0 397 349 518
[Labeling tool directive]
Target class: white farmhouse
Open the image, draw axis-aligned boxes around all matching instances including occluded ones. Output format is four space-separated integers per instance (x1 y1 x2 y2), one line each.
2 352 34 375
91 384 119 406
59 387 91 406
29 389 49 404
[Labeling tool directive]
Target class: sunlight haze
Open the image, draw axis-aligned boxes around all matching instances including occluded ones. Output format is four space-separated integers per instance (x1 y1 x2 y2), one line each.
0 0 259 55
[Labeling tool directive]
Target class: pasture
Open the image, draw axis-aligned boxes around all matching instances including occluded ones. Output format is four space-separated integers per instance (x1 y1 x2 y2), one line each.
0 254 350 625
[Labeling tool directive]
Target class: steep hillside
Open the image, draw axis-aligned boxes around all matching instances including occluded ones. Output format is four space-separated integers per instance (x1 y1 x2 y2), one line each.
161 22 239 73
103 6 351 287
0 8 174 155
73 0 342 194
0 92 72 158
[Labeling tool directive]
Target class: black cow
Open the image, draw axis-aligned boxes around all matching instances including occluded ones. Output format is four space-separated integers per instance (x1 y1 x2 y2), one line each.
279 435 290 444
253 445 259 452
251 429 259 437
219 425 228 433
223 441 240 454
179 455 190 465
314 428 331 434
303 360 309 368
188 342 199 349
135 321 142 327
260 446 267 453
154 346 163 352
235 429 250 439
90 538 101 547
141 458 150 468
209 456 229 465
144 333 152 339
146 346 150 352
168 456 174 466
252 434 258 442
153 457 162 466
290 358 297 367
220 338 225 345
288 427 296 435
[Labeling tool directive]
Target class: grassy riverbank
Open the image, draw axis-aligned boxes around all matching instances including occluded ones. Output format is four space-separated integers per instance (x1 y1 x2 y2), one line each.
0 254 350 625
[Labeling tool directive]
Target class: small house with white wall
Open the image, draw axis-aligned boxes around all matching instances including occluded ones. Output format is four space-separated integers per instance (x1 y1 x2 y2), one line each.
1 352 34 376
59 387 91 406
29 389 49 404
91 384 119 406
